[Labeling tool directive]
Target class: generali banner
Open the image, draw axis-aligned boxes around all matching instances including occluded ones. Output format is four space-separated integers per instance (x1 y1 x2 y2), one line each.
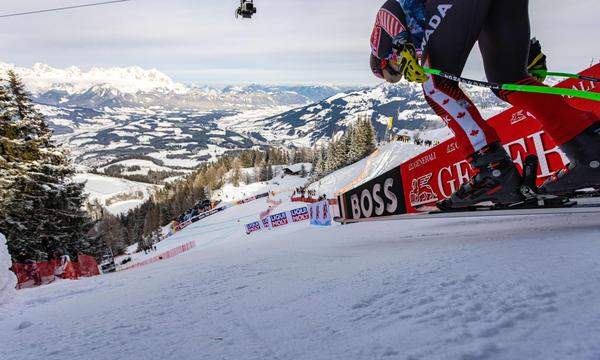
338 64 600 220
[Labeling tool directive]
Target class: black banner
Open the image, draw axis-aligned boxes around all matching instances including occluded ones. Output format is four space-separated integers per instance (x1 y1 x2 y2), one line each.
339 167 407 221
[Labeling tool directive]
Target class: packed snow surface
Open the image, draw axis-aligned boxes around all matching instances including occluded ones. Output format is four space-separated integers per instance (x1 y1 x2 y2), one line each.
0 233 17 307
2 164 600 359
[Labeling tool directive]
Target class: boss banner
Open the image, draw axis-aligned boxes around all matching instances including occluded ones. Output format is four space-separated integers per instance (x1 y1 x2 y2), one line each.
338 167 407 221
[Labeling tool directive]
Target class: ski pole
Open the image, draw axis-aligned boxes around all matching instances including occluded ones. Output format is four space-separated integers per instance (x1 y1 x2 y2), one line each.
530 70 600 83
423 67 600 102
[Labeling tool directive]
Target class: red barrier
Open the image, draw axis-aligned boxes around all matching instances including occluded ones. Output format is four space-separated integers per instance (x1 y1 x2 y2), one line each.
75 255 101 277
400 64 600 213
119 241 197 271
291 196 338 206
12 255 100 289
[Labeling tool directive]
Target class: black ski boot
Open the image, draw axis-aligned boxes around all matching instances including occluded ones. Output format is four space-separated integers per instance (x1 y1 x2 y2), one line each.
540 122 600 195
437 142 524 210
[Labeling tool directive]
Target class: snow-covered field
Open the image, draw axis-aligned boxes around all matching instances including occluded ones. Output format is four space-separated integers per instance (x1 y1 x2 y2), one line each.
74 173 159 215
2 193 599 359
2 151 600 360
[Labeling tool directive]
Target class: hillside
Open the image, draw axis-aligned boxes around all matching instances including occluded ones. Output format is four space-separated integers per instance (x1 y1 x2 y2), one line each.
3 62 506 171
3 151 600 359
73 173 159 215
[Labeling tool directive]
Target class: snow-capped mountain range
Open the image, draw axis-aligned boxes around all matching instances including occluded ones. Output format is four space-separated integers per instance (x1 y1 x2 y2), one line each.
222 82 507 147
0 62 349 110
1 62 506 173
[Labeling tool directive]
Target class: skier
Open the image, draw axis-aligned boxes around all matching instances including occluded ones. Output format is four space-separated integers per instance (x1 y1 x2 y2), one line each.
370 0 599 210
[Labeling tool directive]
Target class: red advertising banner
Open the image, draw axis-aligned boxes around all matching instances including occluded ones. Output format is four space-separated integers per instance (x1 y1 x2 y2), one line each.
400 64 600 213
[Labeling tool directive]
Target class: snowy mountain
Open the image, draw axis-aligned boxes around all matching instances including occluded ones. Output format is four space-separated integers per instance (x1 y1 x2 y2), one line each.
222 82 508 147
0 62 187 95
3 61 506 171
1 62 348 111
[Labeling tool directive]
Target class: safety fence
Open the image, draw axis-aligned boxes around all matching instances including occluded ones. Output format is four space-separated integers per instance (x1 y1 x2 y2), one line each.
12 255 100 289
172 207 227 233
168 193 271 235
291 196 338 206
119 241 197 271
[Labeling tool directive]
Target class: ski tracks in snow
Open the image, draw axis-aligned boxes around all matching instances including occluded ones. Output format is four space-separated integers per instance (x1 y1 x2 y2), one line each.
2 212 600 360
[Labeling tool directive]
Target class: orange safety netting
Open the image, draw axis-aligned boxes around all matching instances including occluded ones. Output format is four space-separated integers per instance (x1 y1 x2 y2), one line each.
12 255 100 289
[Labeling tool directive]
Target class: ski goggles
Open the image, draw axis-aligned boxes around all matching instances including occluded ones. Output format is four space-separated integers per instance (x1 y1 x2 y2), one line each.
371 53 402 80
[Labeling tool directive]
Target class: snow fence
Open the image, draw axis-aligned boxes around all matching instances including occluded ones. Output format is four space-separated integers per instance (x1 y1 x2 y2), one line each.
12 255 100 289
0 233 17 306
119 241 197 271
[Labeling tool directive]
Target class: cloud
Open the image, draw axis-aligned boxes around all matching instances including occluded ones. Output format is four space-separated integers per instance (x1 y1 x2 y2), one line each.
0 0 598 85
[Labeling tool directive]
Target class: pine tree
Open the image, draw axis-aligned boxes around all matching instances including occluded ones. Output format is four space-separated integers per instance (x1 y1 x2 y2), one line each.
349 116 376 164
231 158 242 186
0 72 96 260
313 146 327 179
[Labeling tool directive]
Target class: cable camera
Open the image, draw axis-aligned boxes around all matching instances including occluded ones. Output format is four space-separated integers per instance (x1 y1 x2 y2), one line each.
236 0 257 19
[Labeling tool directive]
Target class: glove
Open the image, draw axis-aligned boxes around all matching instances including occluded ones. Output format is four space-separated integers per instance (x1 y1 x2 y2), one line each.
528 38 547 82
397 43 428 83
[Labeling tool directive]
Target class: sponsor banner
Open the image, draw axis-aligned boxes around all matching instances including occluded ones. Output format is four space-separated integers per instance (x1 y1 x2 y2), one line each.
172 206 227 233
267 198 283 206
270 211 290 228
235 192 270 206
399 63 600 213
236 196 257 205
291 206 311 222
262 216 272 229
256 192 270 199
339 167 407 221
291 196 338 206
309 200 332 226
245 221 263 234
245 207 310 235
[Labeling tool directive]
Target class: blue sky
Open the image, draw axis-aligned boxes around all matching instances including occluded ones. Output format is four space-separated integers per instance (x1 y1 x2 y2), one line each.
0 0 598 86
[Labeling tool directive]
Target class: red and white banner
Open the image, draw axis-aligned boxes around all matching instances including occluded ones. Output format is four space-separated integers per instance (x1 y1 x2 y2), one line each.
119 241 197 271
400 64 600 213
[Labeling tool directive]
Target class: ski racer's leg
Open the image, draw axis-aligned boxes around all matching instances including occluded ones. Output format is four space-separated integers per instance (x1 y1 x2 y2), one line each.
423 0 499 158
479 0 600 193
423 0 523 209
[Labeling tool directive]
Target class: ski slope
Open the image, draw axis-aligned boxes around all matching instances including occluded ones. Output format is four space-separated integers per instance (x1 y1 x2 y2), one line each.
2 173 600 359
74 173 159 215
310 141 428 197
